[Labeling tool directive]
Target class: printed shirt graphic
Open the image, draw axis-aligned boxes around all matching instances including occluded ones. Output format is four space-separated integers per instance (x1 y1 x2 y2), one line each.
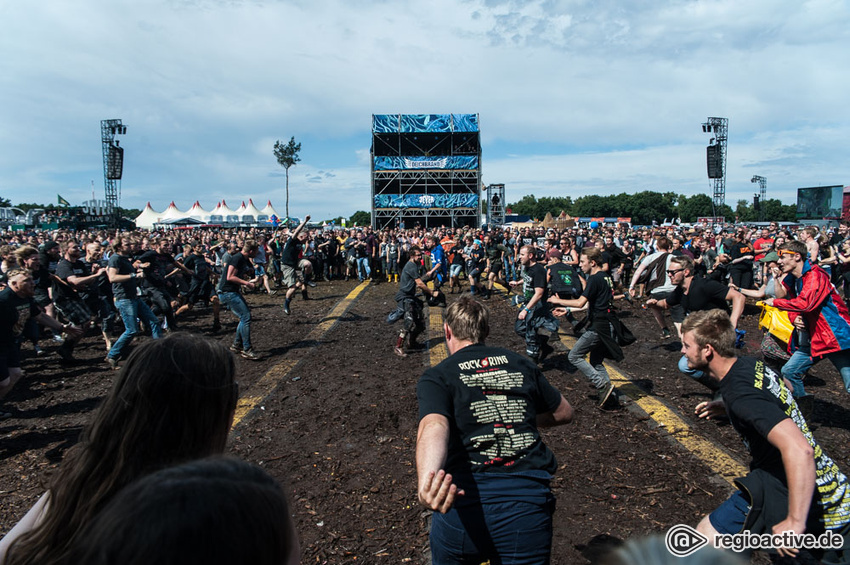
417 344 561 475
721 357 850 530
0 288 40 349
521 263 547 302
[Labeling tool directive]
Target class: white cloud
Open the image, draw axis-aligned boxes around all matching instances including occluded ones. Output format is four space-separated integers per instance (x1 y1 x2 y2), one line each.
1 0 848 221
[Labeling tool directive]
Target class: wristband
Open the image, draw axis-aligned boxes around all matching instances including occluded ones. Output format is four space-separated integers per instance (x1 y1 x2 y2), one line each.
131 273 137 279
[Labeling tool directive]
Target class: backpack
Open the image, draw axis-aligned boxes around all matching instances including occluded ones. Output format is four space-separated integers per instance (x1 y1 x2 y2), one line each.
635 252 670 293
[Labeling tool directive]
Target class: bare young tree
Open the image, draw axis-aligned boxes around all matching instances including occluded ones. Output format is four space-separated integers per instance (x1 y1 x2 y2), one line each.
273 136 302 220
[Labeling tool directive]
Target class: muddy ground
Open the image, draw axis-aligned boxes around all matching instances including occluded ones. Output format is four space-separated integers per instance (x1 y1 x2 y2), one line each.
2 277 850 564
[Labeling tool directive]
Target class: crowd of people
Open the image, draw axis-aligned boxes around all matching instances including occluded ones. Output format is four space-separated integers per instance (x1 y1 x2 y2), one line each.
3 217 850 563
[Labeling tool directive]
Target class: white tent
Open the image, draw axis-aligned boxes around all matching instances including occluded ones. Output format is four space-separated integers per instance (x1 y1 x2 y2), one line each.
134 203 163 230
218 200 240 224
187 201 210 222
259 200 280 223
159 202 186 222
208 201 224 223
241 199 262 224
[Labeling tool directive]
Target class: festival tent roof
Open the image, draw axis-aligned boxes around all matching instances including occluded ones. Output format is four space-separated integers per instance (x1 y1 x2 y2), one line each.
234 201 247 216
134 202 163 230
187 201 210 221
241 199 262 222
217 200 240 222
259 200 280 220
159 202 186 221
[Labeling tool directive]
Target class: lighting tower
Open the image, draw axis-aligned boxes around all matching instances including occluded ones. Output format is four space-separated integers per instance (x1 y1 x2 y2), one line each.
101 119 127 226
751 175 767 221
701 117 728 220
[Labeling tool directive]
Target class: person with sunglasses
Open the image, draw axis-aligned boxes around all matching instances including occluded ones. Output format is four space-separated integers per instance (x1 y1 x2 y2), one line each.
765 240 850 407
645 255 745 396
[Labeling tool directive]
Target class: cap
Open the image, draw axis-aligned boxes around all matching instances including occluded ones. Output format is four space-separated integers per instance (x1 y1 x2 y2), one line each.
41 240 59 252
547 249 563 260
759 251 780 263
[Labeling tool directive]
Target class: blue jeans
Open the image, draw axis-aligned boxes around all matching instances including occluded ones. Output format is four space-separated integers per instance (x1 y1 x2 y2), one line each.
108 298 163 360
430 499 554 565
567 329 609 389
781 332 813 398
356 257 371 281
218 292 251 351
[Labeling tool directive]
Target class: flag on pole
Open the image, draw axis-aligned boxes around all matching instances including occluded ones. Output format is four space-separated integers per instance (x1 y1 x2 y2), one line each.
57 194 70 207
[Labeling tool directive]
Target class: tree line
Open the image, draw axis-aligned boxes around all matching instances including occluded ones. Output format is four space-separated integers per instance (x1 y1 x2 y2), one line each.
507 192 797 225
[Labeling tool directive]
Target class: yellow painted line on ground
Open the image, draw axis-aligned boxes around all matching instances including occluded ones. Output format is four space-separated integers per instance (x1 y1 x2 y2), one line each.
427 282 448 365
232 281 370 429
558 334 748 485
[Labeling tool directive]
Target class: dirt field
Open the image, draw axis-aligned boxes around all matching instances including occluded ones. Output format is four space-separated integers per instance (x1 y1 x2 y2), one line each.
2 278 850 564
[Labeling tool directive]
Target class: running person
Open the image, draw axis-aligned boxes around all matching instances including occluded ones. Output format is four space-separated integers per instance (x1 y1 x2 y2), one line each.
217 240 260 360
282 216 313 315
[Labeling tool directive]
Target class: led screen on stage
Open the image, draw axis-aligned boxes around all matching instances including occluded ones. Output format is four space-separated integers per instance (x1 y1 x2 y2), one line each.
796 185 843 219
374 194 479 209
372 114 479 133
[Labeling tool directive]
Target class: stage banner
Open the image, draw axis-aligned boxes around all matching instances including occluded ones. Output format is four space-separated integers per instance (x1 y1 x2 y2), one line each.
374 194 479 209
372 114 479 133
374 156 478 171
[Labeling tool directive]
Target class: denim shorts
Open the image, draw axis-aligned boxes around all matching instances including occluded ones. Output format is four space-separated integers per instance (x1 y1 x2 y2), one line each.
430 497 555 565
709 490 750 535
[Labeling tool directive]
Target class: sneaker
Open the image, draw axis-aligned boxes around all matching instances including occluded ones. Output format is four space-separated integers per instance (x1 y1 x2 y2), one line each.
661 328 672 339
229 344 242 353
283 303 291 315
105 356 120 371
598 382 616 407
268 290 278 296
34 345 45 357
305 280 317 288
0 410 11 420
212 321 222 333
240 349 260 361
540 342 555 361
57 347 75 362
52 334 65 344
393 346 408 358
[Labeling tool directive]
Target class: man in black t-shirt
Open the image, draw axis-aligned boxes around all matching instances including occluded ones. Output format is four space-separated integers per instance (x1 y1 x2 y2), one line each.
508 245 558 364
393 246 440 357
53 241 105 361
106 237 164 369
685 310 850 562
176 243 221 332
550 247 630 407
647 255 745 393
416 296 572 564
83 241 117 352
281 215 313 315
1 269 82 416
217 240 259 360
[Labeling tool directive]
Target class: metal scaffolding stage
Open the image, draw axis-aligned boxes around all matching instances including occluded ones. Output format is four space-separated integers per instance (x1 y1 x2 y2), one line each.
371 114 481 230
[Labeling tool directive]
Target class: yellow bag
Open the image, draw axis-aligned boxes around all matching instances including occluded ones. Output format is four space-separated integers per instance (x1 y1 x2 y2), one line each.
756 301 794 344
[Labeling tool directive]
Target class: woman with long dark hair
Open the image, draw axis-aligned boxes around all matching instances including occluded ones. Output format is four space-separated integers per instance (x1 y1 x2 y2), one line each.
1 332 239 565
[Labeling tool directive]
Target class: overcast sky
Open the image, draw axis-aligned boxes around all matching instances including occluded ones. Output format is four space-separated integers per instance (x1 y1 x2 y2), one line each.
1 0 848 220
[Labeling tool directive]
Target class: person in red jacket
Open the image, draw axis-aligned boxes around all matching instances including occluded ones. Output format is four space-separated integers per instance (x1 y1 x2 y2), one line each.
765 240 850 413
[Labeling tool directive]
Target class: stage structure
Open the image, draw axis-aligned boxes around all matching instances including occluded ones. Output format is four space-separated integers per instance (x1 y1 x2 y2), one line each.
751 175 767 221
371 114 481 229
101 119 127 226
701 116 728 220
485 184 505 227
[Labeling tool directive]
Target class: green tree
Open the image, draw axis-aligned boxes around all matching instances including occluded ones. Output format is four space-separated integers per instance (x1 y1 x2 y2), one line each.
0 196 11 207
677 194 714 223
350 210 371 226
273 136 302 220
